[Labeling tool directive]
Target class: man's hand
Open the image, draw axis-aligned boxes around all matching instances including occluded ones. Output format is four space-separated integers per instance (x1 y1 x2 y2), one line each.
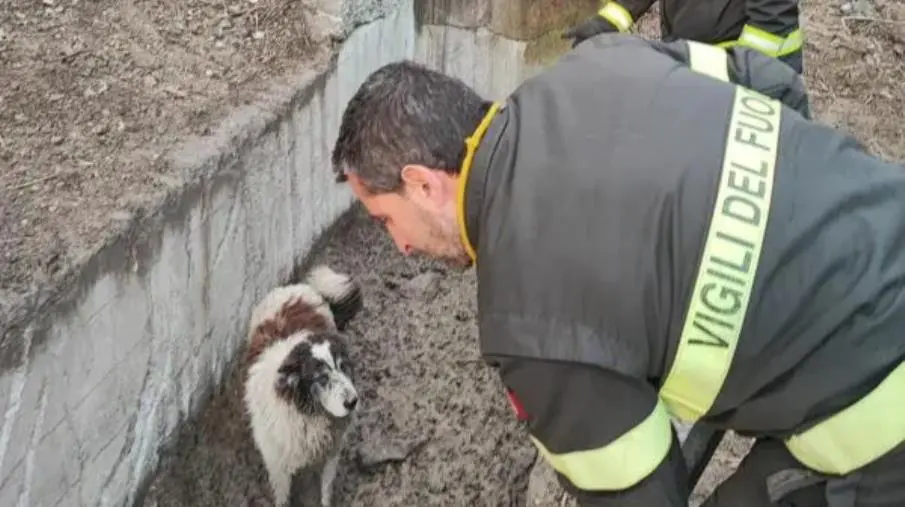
563 2 637 48
562 14 620 48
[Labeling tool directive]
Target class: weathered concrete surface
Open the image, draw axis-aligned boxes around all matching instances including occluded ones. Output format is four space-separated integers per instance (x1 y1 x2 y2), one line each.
417 0 598 40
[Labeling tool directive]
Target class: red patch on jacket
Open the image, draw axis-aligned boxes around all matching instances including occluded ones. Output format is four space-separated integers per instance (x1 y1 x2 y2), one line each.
506 388 529 421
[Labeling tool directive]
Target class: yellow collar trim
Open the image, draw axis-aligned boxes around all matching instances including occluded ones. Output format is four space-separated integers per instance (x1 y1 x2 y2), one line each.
456 101 502 264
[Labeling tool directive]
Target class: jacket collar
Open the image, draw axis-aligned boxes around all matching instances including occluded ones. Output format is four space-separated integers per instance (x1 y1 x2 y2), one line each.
456 101 505 264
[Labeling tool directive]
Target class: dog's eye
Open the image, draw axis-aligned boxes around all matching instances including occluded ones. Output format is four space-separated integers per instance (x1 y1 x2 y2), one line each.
315 373 329 384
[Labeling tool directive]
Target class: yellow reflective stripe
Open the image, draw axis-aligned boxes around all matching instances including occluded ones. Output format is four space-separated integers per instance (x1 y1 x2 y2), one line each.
659 86 781 421
598 2 633 32
686 41 730 83
785 361 905 475
530 398 673 491
738 25 803 57
455 102 502 264
672 39 905 474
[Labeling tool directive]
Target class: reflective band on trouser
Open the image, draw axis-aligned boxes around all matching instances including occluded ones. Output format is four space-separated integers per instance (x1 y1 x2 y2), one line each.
530 398 673 491
737 25 803 57
686 41 730 83
659 42 782 422
598 2 633 33
785 360 905 475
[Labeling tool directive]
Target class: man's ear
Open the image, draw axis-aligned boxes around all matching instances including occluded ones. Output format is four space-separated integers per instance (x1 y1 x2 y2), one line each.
400 164 450 204
400 164 431 193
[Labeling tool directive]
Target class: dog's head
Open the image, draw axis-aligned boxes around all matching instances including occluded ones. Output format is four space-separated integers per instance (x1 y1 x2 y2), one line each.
274 331 359 418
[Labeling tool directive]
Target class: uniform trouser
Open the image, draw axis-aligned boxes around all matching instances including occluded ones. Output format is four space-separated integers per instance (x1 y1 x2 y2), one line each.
700 439 905 507
657 0 805 75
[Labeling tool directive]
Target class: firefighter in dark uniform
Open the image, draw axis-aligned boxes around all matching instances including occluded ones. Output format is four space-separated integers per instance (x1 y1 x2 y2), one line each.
331 33 905 506
564 0 805 74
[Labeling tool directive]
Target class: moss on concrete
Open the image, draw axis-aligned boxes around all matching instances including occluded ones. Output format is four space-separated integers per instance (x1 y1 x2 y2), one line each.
523 27 574 66
489 0 599 40
416 0 599 41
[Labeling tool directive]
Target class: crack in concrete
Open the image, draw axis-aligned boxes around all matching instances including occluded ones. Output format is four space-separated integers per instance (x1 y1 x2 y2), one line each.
0 409 68 493
125 347 166 507
109 351 154 506
17 379 47 507
0 323 34 482
210 188 240 271
83 295 119 325
62 405 87 497
53 418 132 507
199 183 213 347
285 109 300 262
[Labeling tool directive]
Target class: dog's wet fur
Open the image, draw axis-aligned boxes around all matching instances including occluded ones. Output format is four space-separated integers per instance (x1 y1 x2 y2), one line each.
243 265 363 507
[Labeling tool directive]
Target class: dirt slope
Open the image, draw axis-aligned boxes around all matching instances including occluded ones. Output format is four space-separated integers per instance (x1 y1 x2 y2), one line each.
0 0 328 318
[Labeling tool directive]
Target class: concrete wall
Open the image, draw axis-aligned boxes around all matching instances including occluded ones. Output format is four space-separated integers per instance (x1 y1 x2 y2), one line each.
0 0 594 506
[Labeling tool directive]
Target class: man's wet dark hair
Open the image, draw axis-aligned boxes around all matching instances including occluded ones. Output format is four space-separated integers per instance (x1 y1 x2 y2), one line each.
331 60 493 194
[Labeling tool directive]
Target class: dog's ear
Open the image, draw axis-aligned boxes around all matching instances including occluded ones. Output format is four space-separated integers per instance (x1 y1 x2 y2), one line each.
328 331 351 352
329 285 363 331
275 353 310 396
275 369 301 392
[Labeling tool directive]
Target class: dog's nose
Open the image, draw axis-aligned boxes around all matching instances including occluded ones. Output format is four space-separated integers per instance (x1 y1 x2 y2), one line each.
344 397 358 411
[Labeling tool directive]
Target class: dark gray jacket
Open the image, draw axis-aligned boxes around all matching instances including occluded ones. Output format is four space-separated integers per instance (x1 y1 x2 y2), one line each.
610 0 799 45
589 0 803 72
462 34 905 505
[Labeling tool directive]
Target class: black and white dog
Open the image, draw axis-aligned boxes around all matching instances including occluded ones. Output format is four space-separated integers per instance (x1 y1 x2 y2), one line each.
243 265 363 506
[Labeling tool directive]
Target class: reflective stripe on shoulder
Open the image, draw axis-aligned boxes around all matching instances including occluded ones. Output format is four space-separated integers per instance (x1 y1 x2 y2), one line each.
686 41 730 82
785 360 905 475
738 26 804 57
598 2 633 33
530 398 673 491
660 47 782 421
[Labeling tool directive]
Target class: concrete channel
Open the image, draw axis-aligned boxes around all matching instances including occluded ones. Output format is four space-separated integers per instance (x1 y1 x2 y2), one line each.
0 0 621 505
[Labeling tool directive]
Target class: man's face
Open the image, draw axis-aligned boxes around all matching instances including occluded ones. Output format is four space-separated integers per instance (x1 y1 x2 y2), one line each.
346 168 472 268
